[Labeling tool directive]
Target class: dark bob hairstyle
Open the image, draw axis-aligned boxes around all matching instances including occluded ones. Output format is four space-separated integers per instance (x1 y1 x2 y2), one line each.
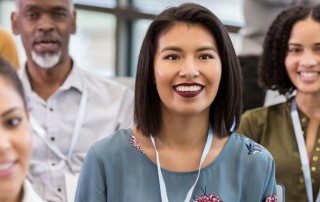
0 56 26 109
259 4 320 96
134 3 243 138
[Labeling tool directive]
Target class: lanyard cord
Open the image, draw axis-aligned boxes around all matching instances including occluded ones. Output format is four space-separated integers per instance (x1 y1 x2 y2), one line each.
29 84 88 164
150 126 213 202
291 98 320 202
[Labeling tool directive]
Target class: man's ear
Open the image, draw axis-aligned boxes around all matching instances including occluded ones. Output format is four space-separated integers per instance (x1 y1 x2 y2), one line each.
11 12 20 35
71 10 77 34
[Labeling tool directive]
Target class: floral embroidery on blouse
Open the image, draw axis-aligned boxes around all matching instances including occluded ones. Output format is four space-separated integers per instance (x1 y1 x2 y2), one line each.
131 135 144 153
193 187 223 202
246 141 265 155
265 195 277 202
240 135 265 155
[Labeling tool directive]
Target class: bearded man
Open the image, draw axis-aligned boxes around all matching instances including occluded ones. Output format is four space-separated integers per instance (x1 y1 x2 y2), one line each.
11 0 134 201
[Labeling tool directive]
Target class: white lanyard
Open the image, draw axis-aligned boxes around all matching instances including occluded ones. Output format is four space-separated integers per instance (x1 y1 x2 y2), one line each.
291 99 320 202
150 126 213 202
29 84 88 161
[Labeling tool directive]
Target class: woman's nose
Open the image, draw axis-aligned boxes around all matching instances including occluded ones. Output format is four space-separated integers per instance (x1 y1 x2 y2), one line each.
0 132 11 153
300 51 318 67
179 59 200 78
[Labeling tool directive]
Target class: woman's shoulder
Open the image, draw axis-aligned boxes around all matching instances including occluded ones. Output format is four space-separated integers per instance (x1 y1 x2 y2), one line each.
231 133 274 163
242 101 290 120
238 100 291 137
242 101 290 118
90 129 133 156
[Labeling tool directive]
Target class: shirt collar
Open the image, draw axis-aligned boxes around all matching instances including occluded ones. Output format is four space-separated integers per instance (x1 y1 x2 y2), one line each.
287 96 309 128
18 60 84 95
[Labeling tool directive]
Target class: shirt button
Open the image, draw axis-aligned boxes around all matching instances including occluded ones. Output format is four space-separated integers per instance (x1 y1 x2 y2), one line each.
51 137 55 141
313 156 319 161
301 117 307 123
316 147 320 152
52 163 56 166
57 188 61 192
311 167 316 172
317 139 320 144
50 108 54 112
299 177 304 184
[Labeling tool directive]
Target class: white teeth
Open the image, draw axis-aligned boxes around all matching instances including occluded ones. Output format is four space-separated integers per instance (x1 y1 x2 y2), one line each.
175 85 201 92
300 72 319 77
0 162 13 172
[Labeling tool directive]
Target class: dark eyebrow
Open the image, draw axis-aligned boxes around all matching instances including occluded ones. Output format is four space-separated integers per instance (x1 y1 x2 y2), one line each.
161 46 182 53
52 6 69 12
161 46 217 53
196 47 217 52
287 43 301 46
1 108 25 117
23 4 41 11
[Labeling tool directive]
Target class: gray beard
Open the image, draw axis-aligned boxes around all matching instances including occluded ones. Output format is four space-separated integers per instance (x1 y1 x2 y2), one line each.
31 51 62 69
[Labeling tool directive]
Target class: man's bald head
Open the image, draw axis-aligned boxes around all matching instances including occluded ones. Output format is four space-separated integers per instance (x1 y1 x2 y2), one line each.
15 0 74 12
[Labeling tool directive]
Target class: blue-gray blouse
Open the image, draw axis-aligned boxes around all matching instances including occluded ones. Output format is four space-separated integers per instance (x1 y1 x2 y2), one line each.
75 129 277 202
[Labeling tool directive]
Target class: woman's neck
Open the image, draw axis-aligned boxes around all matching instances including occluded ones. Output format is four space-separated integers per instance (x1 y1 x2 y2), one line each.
155 111 211 151
296 92 320 121
0 188 22 202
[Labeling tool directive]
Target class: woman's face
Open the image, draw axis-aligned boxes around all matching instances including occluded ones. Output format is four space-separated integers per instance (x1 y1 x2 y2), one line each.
0 77 31 202
285 17 320 95
153 23 222 117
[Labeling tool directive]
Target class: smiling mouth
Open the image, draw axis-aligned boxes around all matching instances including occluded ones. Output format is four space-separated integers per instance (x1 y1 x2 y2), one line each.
175 85 202 92
298 71 320 81
174 84 203 97
299 71 319 77
0 162 14 171
0 161 16 177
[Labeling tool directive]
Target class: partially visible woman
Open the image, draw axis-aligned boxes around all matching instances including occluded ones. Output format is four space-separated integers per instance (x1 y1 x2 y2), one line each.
0 27 19 69
238 4 320 202
75 3 277 202
0 56 42 202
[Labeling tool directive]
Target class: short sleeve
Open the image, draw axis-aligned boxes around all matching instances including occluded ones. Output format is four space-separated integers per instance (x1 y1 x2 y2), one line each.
262 157 277 201
75 146 107 202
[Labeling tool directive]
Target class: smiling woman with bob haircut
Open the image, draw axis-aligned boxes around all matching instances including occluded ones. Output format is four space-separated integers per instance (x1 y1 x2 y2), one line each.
75 3 277 202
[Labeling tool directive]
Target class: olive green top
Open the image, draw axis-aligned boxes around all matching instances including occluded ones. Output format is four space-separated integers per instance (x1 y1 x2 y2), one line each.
238 98 320 202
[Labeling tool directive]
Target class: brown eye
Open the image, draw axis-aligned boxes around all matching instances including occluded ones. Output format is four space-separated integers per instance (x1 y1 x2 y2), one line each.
26 11 39 20
5 117 22 128
288 47 301 53
199 54 213 60
164 54 179 60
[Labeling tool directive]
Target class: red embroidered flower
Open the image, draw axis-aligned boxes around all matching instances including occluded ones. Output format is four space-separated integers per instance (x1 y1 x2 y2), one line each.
194 194 223 202
265 195 277 202
131 135 144 153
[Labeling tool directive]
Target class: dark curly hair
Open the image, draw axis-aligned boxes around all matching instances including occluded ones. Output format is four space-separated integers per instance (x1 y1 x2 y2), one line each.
134 3 243 138
259 4 320 96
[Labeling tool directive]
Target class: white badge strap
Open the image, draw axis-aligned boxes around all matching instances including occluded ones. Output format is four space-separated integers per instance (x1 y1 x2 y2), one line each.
150 135 169 202
30 83 88 159
184 126 213 202
68 85 88 156
29 115 67 160
150 126 213 202
291 99 314 202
